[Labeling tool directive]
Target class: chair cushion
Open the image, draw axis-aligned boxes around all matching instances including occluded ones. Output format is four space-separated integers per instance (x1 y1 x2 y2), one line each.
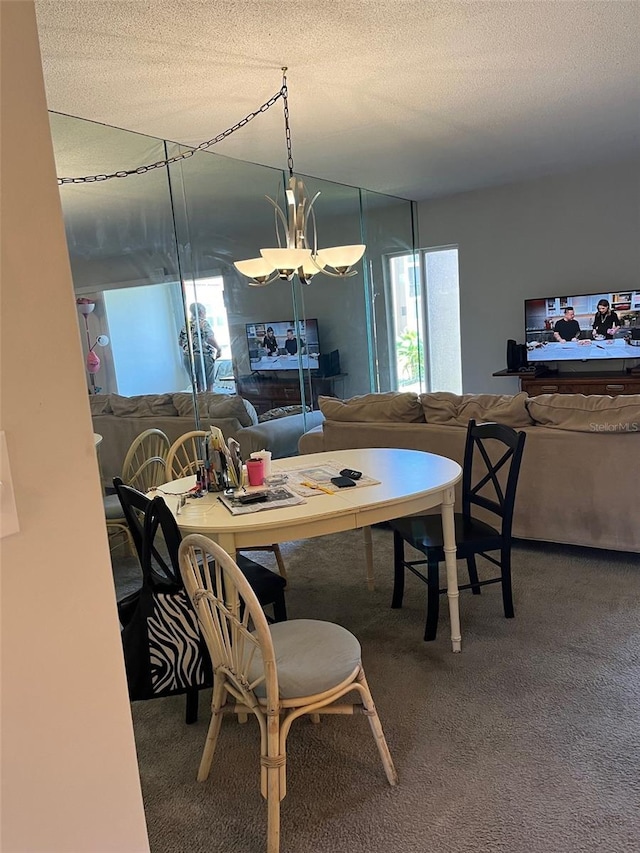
104 493 126 519
249 619 361 699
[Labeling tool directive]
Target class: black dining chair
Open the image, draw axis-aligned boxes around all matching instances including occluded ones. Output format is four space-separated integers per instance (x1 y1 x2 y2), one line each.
389 419 527 641
113 480 287 723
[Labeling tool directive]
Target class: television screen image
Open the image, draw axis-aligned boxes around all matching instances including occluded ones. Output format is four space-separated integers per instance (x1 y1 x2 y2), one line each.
245 319 321 371
524 291 640 363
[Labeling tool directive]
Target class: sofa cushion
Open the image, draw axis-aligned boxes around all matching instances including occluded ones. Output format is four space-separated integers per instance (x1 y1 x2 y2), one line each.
420 392 533 428
172 392 212 418
89 394 112 415
171 393 257 426
318 392 424 423
109 393 176 417
207 395 258 427
526 393 640 432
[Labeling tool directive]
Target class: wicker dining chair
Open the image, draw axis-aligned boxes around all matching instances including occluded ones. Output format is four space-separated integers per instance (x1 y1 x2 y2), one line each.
123 427 171 492
178 534 397 853
165 430 209 480
165 431 288 580
105 428 171 553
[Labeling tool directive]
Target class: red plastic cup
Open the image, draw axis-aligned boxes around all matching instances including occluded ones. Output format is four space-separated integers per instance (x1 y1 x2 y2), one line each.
246 458 265 486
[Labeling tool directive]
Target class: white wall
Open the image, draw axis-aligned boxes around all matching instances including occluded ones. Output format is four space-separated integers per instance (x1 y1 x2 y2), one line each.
105 282 186 394
0 4 150 850
417 156 640 393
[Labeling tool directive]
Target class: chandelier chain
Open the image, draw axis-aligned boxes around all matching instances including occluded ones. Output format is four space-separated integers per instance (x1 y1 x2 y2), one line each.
57 84 286 185
281 67 294 178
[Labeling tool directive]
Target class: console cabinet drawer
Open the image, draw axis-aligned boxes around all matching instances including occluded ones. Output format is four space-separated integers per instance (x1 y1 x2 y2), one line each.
521 376 640 397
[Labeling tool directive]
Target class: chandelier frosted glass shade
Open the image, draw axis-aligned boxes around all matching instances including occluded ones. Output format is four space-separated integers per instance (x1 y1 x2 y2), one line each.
315 244 366 274
232 169 367 284
260 247 312 279
233 257 276 284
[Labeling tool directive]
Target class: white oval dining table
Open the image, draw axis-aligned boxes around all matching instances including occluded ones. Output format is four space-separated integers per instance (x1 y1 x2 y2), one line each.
152 448 464 652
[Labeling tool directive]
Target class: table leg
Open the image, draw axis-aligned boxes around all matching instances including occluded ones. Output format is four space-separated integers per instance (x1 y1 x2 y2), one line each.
441 485 461 653
362 526 375 591
214 532 238 562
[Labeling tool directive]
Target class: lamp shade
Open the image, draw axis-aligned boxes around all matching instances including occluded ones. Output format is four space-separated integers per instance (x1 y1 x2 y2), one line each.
260 248 311 276
315 244 366 272
234 257 276 281
77 302 96 315
86 350 101 374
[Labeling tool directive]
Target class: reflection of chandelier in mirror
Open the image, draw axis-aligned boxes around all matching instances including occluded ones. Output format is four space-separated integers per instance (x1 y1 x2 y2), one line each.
233 69 366 287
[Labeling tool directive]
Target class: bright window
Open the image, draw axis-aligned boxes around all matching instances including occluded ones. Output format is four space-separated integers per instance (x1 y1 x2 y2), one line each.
388 247 462 393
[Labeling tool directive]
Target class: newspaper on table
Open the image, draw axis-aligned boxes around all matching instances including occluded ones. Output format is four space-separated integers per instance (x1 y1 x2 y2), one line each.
217 486 306 516
286 460 381 497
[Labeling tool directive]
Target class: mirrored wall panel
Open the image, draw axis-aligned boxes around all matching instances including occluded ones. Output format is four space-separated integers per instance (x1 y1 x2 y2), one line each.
50 111 417 477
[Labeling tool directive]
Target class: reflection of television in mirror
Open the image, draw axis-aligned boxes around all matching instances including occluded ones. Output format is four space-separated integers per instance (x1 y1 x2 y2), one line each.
245 319 321 371
524 290 640 364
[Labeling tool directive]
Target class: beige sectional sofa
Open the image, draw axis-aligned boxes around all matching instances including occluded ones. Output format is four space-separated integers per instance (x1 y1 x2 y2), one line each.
91 392 323 486
299 391 640 553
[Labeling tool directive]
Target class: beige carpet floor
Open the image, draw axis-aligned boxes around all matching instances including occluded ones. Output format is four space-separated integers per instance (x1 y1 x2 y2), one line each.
113 529 640 853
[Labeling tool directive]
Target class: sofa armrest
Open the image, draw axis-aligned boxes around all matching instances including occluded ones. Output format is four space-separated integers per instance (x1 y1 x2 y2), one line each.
298 423 325 454
236 410 324 460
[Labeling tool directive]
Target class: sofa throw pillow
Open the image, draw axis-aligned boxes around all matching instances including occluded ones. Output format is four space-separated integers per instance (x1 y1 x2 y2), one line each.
318 392 424 423
420 392 533 428
241 398 260 427
89 394 112 415
526 393 640 432
258 405 312 423
110 394 176 418
208 395 258 427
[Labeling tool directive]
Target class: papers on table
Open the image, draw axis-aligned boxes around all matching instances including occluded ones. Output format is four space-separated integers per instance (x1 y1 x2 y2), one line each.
286 460 381 497
217 486 305 516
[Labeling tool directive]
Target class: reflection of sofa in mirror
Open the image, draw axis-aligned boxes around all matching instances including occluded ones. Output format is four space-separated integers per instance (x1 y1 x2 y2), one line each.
299 390 640 554
91 392 323 486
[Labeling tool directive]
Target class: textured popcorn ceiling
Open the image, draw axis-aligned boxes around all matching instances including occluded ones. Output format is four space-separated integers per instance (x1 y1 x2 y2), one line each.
35 0 640 200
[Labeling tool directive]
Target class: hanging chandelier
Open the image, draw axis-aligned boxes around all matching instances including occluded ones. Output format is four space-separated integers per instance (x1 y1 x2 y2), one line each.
233 68 366 287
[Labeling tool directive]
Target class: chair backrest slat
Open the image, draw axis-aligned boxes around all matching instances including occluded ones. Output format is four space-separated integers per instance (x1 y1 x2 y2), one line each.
122 429 171 491
114 480 179 587
179 534 276 709
462 419 527 539
165 430 208 480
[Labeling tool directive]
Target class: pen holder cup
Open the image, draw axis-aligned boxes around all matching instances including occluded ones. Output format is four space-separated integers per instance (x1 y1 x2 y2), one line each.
250 450 272 478
246 458 265 487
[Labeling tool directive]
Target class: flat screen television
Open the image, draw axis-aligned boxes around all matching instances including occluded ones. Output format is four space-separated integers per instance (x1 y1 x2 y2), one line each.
524 290 640 364
245 319 321 372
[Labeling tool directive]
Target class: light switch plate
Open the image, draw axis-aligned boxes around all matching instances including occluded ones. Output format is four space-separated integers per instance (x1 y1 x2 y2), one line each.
1 430 20 539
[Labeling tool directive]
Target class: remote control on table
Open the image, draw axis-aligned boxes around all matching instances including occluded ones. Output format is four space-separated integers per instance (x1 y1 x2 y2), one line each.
339 468 362 480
